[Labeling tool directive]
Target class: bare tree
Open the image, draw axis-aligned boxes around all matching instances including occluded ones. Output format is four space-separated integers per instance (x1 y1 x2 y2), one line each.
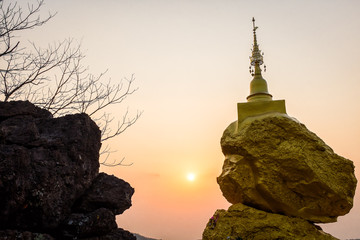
0 0 141 166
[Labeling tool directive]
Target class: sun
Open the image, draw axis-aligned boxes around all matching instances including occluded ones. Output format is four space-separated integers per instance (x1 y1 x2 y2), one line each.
186 172 196 182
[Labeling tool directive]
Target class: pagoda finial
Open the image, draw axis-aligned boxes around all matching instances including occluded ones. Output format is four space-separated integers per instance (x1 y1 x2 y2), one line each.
249 17 264 76
247 17 272 102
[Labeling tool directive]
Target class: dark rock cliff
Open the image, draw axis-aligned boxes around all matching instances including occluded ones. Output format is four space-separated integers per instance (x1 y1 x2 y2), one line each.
0 101 135 240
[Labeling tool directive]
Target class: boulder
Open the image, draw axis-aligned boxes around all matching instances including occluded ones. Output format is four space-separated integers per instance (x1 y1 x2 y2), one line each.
0 102 101 230
62 208 117 238
218 113 357 223
74 173 134 215
202 203 339 240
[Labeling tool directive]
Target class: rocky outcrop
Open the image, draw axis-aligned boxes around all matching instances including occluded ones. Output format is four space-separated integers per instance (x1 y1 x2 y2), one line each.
218 113 356 223
74 173 134 215
0 101 135 239
203 203 338 240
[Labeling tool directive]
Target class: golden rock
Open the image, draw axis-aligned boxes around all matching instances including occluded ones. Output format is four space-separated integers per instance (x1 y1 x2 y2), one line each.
218 113 357 223
203 203 339 240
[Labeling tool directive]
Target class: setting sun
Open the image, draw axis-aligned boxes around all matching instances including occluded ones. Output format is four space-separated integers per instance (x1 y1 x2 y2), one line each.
186 173 196 182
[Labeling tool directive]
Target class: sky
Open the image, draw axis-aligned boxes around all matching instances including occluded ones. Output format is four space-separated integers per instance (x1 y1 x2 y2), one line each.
16 0 360 239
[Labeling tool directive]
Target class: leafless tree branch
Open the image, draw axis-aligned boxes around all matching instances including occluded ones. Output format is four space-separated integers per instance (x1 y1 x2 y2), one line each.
0 0 140 167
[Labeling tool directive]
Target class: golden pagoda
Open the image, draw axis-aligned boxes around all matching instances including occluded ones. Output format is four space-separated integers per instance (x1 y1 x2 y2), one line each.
237 18 286 123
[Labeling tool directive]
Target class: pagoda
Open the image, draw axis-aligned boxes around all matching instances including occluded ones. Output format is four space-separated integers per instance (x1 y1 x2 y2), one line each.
202 18 356 240
237 18 286 123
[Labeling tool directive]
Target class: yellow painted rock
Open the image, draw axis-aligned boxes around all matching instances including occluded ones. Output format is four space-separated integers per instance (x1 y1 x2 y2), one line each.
202 203 339 240
218 113 357 223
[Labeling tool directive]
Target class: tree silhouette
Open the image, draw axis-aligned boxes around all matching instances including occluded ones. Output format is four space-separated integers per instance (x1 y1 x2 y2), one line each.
0 0 141 166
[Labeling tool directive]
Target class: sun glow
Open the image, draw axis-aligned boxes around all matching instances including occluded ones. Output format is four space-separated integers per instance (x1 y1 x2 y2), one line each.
186 173 196 181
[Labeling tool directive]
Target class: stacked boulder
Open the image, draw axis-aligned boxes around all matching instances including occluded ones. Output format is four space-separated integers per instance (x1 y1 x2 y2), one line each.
0 101 135 240
203 113 357 240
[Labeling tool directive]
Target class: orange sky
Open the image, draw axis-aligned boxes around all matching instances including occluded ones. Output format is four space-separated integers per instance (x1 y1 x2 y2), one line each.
20 0 360 239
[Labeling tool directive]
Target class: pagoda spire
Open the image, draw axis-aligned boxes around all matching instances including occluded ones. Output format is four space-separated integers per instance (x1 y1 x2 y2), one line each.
236 18 286 123
247 17 272 102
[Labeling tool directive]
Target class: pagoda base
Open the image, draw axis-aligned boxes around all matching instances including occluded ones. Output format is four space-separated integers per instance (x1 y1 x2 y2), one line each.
237 100 286 123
